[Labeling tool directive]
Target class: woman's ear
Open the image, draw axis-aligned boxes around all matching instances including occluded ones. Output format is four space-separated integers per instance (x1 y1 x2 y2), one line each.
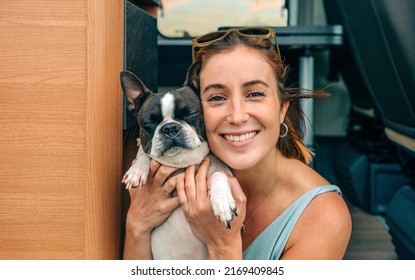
184 61 201 92
280 101 290 122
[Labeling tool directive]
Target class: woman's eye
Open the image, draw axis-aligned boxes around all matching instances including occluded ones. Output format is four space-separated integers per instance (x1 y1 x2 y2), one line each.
207 95 226 102
248 91 265 98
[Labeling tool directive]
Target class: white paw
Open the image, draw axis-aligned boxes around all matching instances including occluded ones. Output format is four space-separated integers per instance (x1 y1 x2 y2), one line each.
122 163 149 190
209 172 237 228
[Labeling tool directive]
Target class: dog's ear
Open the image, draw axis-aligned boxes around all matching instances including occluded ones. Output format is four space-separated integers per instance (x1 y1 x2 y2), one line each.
120 70 151 111
184 61 201 93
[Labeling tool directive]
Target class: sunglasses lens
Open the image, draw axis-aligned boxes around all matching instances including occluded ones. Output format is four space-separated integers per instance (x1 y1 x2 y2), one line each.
240 28 270 36
196 32 225 44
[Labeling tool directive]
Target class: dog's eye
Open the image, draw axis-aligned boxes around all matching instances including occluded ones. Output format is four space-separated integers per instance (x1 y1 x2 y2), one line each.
185 111 200 119
140 114 160 129
183 111 200 123
140 120 156 129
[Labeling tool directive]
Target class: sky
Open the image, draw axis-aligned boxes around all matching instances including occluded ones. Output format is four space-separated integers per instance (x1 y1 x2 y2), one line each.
158 0 288 37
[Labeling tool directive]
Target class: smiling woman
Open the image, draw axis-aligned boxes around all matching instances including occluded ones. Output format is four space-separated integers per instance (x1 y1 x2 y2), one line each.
177 28 351 259
123 26 352 260
158 0 288 38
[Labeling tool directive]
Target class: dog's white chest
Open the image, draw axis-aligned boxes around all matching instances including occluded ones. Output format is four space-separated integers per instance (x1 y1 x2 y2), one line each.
151 208 208 259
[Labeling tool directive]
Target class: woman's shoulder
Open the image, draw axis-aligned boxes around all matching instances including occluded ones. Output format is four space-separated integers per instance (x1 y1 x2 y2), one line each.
290 159 351 234
281 189 352 259
281 159 352 259
287 158 330 190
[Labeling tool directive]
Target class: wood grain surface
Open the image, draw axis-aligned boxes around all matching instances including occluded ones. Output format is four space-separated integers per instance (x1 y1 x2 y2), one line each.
0 0 124 259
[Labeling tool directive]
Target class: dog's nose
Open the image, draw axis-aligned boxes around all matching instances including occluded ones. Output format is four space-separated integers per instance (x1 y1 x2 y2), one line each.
161 123 181 139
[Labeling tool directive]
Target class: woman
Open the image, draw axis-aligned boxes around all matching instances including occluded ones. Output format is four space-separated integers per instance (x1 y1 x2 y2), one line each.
123 28 352 260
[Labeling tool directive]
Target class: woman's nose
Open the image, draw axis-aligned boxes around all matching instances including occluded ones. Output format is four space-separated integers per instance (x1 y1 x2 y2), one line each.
226 99 249 125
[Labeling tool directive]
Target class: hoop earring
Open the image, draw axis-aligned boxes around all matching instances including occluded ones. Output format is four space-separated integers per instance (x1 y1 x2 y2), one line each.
280 122 288 138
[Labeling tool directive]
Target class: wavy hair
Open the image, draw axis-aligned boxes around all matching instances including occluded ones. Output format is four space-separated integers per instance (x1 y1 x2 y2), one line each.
192 30 327 164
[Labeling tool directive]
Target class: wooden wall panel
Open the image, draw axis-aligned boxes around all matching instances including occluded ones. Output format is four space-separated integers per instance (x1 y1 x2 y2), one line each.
84 0 124 259
0 0 124 259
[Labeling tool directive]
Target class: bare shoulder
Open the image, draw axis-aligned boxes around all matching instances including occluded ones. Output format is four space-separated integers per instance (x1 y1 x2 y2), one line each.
287 159 331 190
305 190 352 230
282 188 352 259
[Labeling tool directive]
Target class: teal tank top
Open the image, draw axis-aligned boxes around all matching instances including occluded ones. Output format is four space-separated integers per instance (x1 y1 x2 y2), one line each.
243 185 341 260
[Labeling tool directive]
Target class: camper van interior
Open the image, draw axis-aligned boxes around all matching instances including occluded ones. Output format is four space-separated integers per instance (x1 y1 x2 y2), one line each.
0 0 413 261
124 0 414 260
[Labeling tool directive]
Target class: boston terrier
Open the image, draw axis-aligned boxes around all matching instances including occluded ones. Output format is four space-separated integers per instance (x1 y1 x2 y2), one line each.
120 63 237 259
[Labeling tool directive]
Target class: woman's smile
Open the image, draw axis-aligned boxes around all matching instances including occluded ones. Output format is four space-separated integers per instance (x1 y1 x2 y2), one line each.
199 46 286 170
222 131 258 143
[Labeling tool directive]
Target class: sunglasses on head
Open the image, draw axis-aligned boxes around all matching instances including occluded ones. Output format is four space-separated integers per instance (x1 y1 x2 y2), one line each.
191 27 281 62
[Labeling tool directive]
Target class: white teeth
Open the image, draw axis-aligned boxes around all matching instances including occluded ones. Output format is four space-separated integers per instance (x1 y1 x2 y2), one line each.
224 132 257 142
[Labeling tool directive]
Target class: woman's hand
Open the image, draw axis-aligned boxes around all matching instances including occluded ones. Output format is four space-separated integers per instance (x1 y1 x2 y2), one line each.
123 160 181 259
176 157 247 259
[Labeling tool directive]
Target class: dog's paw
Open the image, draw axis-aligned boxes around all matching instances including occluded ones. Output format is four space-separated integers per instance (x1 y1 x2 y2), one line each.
122 164 149 190
209 172 237 229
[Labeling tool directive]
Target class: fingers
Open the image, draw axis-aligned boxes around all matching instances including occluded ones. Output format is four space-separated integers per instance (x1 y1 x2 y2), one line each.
162 172 185 197
184 164 197 202
176 173 188 211
177 164 198 215
227 175 247 218
162 196 181 213
149 159 181 189
148 160 161 178
228 176 245 199
183 157 210 201
196 157 210 198
180 158 214 223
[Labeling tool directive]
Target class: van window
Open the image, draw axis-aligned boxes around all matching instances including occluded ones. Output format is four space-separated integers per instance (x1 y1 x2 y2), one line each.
158 0 288 38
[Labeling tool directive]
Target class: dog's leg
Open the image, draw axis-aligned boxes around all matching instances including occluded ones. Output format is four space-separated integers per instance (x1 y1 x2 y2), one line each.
208 155 237 229
209 172 237 228
122 144 151 190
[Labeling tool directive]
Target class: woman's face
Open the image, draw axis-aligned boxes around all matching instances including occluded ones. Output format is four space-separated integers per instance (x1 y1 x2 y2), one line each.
199 46 288 171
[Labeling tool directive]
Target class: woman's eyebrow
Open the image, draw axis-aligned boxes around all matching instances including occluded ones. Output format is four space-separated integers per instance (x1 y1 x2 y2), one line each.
203 83 225 93
242 80 270 88
203 80 269 93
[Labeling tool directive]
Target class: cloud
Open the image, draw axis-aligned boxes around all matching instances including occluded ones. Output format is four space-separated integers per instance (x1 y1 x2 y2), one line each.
249 0 285 11
162 0 191 12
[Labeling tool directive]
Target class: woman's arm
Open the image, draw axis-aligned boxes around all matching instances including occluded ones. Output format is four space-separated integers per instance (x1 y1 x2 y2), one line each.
176 157 247 260
123 218 152 259
122 160 181 259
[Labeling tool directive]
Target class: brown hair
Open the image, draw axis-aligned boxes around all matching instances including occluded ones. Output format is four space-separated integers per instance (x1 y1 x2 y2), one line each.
193 30 327 164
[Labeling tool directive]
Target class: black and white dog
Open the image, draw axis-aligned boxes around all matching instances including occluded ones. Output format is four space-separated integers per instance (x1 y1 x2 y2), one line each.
120 63 237 259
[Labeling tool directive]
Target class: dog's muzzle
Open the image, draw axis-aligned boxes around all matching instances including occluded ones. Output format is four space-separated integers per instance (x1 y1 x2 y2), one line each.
161 123 181 139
